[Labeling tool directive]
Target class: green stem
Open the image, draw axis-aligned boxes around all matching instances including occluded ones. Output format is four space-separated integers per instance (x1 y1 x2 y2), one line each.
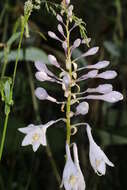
1 46 8 78
66 19 72 145
0 112 9 160
11 16 26 91
0 15 28 161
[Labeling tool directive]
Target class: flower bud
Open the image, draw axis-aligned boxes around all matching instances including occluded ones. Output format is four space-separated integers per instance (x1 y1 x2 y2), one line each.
76 102 89 115
48 55 60 68
86 61 110 69
58 24 64 36
73 39 81 48
86 84 113 94
96 71 117 79
56 14 63 23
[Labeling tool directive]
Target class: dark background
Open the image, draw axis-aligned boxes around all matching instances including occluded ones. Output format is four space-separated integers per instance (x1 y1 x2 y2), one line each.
0 0 127 189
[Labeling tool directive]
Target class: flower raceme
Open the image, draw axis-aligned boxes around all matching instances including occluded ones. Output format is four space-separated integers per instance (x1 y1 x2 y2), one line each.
18 0 123 189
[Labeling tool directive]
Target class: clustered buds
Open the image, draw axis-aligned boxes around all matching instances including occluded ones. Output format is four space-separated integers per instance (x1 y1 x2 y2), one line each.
19 1 123 189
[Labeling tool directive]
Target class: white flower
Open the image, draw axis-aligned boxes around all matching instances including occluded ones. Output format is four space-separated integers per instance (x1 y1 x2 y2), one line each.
18 120 57 152
86 124 114 176
61 143 86 190
73 143 86 190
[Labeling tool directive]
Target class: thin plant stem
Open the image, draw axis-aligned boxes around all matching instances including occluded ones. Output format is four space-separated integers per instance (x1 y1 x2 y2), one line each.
1 46 8 78
0 112 9 160
66 19 72 145
0 15 28 161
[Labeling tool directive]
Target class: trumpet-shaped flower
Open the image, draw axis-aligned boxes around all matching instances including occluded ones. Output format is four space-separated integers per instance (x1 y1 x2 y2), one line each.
61 143 86 190
18 120 57 151
86 124 114 175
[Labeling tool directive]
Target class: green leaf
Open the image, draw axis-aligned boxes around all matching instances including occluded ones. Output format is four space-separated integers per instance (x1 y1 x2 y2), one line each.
104 41 120 57
0 77 12 102
4 81 10 103
0 47 49 63
7 32 21 47
72 48 88 66
96 129 127 146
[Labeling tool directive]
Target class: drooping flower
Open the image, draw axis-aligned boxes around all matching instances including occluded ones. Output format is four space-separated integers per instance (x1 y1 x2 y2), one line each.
18 120 63 152
61 143 86 190
73 143 86 190
86 124 114 175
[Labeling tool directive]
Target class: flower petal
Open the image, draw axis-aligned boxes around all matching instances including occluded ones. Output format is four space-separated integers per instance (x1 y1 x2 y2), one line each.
18 124 35 134
22 135 32 146
32 141 40 152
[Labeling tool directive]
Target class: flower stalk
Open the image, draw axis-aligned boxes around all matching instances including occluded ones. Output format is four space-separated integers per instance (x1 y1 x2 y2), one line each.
66 19 72 145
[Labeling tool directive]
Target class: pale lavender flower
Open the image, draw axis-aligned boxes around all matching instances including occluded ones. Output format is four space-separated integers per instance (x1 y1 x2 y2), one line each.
86 124 114 175
57 14 63 23
73 143 86 190
96 70 117 79
65 0 70 6
48 31 63 42
58 24 65 38
84 91 123 103
86 84 113 94
74 47 99 62
18 120 63 152
61 143 86 190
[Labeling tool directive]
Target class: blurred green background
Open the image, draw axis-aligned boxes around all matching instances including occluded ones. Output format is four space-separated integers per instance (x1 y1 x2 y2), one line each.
0 0 127 189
